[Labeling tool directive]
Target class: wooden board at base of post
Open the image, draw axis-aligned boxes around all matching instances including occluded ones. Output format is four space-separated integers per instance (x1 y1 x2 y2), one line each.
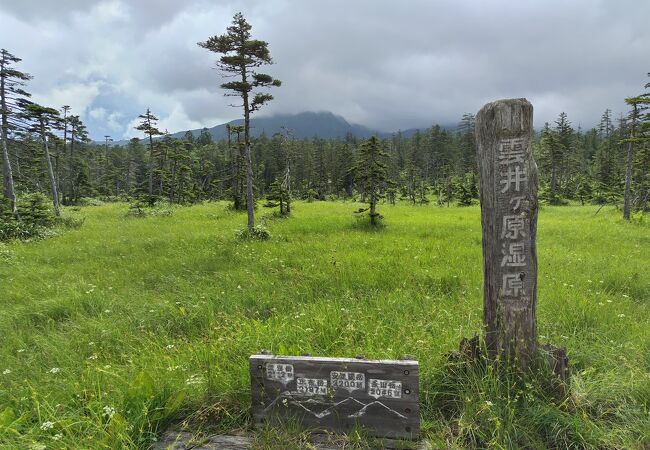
475 98 539 367
250 354 419 439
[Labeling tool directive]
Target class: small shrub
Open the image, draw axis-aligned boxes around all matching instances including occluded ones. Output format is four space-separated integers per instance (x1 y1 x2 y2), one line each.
305 189 318 202
20 193 55 227
351 210 385 230
149 207 173 217
631 210 645 225
56 215 85 229
126 201 148 217
127 197 174 218
0 193 58 241
538 187 569 206
0 243 15 263
98 195 125 203
77 197 105 207
236 225 270 240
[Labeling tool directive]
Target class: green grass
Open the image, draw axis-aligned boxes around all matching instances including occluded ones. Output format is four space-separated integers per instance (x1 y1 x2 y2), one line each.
0 201 648 449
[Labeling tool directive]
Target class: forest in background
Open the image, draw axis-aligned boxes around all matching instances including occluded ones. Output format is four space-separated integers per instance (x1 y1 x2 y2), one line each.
2 42 650 240
4 103 650 209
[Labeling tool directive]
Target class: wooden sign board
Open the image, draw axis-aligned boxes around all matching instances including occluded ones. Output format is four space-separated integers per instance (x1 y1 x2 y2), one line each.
476 98 538 364
249 355 419 439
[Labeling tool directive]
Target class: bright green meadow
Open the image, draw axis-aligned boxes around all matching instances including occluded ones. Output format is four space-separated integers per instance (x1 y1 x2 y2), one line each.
0 201 648 449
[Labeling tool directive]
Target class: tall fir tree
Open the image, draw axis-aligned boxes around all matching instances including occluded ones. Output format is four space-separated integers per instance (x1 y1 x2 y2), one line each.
25 104 62 216
0 49 32 217
135 108 163 200
354 136 389 225
198 12 281 231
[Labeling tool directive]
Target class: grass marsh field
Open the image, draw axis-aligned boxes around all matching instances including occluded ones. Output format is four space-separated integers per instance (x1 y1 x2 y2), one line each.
0 201 649 449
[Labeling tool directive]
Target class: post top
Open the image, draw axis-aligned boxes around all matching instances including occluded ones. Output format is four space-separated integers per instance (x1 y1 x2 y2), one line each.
476 98 533 137
478 97 530 110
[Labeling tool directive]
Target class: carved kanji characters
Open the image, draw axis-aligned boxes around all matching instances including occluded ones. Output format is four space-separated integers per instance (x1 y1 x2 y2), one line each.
498 139 525 165
501 242 526 267
501 215 527 239
502 273 525 297
500 166 527 193
509 195 526 212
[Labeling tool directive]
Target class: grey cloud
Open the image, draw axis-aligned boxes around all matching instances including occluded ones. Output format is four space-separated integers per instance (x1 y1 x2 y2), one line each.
1 0 648 139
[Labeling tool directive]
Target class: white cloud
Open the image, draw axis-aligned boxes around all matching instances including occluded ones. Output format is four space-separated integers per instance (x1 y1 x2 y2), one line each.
1 0 648 139
31 82 102 116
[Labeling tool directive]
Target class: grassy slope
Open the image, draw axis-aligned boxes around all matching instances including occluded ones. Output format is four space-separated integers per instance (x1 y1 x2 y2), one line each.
0 201 648 449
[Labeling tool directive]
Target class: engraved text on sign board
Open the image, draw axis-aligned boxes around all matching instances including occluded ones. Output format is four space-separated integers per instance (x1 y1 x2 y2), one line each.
250 355 419 439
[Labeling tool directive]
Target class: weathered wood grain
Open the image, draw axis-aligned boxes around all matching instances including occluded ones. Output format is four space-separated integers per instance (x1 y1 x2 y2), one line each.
151 430 433 449
250 355 419 439
475 98 538 367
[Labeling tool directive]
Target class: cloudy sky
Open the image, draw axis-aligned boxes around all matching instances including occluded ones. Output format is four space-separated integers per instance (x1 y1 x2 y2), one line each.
1 0 648 140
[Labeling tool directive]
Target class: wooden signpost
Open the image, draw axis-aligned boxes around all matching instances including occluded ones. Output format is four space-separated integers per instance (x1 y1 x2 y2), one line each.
250 354 419 439
475 98 539 366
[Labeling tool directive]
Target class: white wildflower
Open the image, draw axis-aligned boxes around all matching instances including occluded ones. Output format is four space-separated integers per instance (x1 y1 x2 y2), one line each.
17 349 25 353
618 314 625 318
485 400 494 406
40 421 54 430
48 367 60 374
165 344 175 349
104 309 110 313
103 405 116 420
2 369 11 375
52 433 63 440
185 374 204 386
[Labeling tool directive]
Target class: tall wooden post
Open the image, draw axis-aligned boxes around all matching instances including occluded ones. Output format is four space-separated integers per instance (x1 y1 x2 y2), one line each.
475 98 538 366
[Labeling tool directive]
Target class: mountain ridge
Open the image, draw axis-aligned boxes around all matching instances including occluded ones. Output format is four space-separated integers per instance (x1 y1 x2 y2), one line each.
110 111 454 145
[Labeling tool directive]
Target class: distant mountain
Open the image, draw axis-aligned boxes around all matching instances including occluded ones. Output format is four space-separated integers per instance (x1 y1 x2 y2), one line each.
173 111 386 141
110 111 456 145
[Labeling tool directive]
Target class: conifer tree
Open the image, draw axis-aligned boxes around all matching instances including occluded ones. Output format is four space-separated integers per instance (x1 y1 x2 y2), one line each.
25 104 62 216
60 105 70 201
538 122 565 203
198 12 281 231
0 49 32 217
622 95 650 219
458 113 477 173
634 74 650 211
67 115 89 203
265 176 290 215
135 108 163 200
279 127 295 213
226 124 246 210
197 127 213 146
354 136 389 225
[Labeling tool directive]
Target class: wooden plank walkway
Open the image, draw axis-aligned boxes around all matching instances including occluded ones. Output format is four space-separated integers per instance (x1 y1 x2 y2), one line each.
152 431 433 450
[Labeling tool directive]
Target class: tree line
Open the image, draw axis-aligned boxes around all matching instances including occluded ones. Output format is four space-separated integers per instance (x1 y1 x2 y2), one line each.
1 13 649 235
